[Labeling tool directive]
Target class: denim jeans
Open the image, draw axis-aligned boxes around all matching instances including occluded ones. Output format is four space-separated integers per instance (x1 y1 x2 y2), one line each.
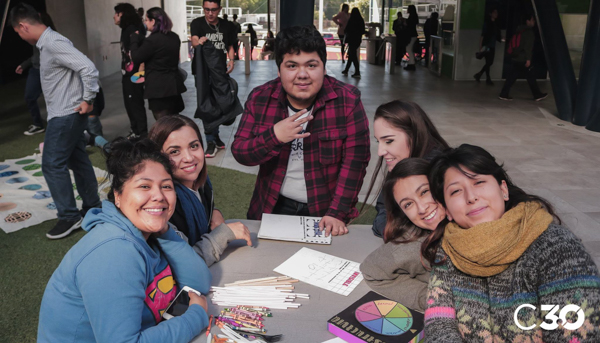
42 113 100 221
24 67 44 127
205 127 220 143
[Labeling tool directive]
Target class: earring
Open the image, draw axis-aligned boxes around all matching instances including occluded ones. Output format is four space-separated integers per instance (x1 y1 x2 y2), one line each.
503 194 508 200
115 202 120 207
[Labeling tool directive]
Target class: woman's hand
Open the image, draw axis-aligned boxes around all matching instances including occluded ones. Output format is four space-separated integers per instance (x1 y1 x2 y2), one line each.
227 222 252 246
210 209 225 229
188 291 208 313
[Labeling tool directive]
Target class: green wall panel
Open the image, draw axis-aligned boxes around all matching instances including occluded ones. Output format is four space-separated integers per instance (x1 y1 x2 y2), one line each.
557 0 591 14
442 53 454 78
460 0 485 30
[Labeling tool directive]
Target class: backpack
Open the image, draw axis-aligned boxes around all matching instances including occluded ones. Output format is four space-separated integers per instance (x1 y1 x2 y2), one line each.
507 30 523 57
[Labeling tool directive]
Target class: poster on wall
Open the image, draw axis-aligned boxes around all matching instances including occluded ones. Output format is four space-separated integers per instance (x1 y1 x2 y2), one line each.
0 154 109 234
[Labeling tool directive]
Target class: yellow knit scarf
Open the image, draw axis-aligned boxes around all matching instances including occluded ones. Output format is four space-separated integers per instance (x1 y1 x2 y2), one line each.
441 202 553 277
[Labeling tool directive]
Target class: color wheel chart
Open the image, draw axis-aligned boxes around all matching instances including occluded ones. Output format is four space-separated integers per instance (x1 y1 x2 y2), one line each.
355 300 414 336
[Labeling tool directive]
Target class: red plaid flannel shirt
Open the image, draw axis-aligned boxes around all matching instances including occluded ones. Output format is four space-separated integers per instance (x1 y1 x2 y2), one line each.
232 75 371 223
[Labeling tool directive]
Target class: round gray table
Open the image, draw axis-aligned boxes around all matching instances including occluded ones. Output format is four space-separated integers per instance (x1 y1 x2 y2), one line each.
192 220 383 343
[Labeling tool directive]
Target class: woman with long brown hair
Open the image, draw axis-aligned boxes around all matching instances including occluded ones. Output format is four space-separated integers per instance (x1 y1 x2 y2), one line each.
363 100 448 238
149 115 251 266
360 158 446 311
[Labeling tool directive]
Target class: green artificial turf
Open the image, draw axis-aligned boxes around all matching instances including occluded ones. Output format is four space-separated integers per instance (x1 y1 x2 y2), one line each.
0 83 377 342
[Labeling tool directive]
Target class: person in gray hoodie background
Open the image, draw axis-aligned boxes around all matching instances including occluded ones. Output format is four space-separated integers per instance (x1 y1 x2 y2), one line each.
499 13 547 101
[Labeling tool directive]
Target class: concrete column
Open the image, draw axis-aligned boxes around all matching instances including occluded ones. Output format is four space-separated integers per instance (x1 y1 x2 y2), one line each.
45 0 88 55
280 0 314 29
532 0 577 121
164 0 189 62
573 0 600 130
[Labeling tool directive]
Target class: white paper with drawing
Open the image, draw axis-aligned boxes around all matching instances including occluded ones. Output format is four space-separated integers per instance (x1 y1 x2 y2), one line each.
273 247 363 296
258 213 331 244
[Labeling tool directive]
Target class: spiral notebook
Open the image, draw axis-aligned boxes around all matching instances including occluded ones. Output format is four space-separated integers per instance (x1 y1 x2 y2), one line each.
258 213 331 244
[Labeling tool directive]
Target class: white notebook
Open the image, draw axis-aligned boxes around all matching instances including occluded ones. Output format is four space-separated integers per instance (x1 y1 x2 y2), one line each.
258 213 332 244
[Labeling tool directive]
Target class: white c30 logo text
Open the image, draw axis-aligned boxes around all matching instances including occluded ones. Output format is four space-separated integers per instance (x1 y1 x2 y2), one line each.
513 304 585 331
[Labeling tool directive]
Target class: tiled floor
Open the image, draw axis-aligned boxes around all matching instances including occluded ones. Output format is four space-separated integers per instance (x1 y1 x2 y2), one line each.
99 60 600 266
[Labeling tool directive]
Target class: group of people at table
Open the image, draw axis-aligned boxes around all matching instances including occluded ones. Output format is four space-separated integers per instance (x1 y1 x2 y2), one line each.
35 25 599 343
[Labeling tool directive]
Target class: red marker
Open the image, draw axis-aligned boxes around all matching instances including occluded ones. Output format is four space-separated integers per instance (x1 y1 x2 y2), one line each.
206 315 214 337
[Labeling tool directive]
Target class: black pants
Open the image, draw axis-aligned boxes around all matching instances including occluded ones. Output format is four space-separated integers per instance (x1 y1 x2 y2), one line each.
272 195 310 216
500 61 543 98
395 37 406 64
234 40 240 60
339 34 346 61
477 48 496 80
344 42 360 74
122 76 147 136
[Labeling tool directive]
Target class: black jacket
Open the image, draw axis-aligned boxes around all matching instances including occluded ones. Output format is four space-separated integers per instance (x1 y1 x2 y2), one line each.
193 42 243 132
130 31 186 99
344 16 366 46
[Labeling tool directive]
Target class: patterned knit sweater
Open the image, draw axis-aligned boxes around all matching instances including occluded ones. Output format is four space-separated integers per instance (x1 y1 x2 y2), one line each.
424 224 600 342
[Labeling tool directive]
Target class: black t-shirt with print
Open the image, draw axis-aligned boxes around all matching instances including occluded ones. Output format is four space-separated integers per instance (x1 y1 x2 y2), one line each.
190 17 236 74
120 24 146 77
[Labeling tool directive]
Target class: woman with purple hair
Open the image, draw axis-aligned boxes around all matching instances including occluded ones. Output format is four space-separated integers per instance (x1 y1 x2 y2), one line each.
130 7 187 119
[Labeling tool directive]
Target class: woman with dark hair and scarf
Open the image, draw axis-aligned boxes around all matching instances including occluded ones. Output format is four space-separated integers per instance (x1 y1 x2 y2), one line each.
130 7 186 119
424 144 600 342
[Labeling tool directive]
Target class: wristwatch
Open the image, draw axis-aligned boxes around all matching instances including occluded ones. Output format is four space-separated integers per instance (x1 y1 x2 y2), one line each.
85 98 95 106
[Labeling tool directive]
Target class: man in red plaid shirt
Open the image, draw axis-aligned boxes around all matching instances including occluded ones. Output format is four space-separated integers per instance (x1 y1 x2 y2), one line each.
232 26 370 236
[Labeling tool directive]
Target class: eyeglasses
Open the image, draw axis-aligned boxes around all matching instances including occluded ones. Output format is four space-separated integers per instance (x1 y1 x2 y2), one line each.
203 7 220 13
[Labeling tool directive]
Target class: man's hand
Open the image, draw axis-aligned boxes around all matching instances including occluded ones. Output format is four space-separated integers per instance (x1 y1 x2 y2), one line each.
15 65 23 74
75 101 93 115
198 36 208 45
226 60 235 74
227 222 253 247
210 209 225 229
273 109 312 144
525 60 531 68
319 215 348 237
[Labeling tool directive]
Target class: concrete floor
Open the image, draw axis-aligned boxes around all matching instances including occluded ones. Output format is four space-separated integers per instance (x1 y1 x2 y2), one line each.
94 60 600 266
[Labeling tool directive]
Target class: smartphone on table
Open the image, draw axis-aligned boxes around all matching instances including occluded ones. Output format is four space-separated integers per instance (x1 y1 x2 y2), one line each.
162 286 202 320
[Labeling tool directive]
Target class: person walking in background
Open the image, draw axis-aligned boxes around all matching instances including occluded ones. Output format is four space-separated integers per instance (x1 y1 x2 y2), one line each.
11 3 101 239
258 30 275 60
499 13 547 101
342 8 366 78
190 0 236 158
474 8 503 85
332 4 350 63
114 3 148 139
246 24 258 60
130 7 187 119
404 5 418 71
15 12 55 136
423 12 439 67
392 12 407 65
232 14 242 60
